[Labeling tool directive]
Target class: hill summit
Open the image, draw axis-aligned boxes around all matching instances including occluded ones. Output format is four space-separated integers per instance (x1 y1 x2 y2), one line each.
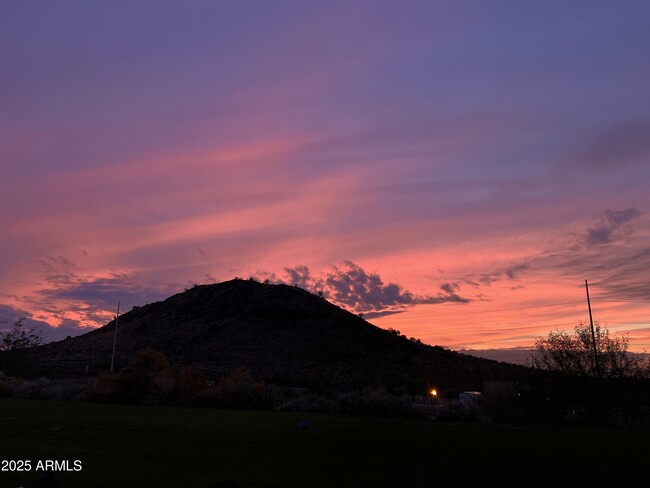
36 279 528 394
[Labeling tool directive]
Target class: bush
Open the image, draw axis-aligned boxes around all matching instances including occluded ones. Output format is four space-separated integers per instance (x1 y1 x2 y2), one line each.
277 393 336 413
197 366 272 409
88 347 175 405
173 366 209 406
335 387 414 416
4 377 94 401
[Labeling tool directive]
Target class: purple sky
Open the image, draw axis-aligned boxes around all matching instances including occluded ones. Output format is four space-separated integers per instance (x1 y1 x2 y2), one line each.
2 1 649 351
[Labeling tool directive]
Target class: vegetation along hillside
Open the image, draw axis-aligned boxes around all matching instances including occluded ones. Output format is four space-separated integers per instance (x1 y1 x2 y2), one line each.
34 279 529 395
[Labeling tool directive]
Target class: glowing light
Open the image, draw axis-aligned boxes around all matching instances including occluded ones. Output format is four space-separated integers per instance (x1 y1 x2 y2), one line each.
430 389 438 396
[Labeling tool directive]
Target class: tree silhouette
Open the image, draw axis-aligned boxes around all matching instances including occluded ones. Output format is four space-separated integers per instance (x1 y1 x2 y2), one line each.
0 318 43 352
532 321 649 379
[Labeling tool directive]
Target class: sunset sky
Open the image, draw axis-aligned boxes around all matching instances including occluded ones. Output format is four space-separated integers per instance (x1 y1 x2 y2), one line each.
2 1 649 352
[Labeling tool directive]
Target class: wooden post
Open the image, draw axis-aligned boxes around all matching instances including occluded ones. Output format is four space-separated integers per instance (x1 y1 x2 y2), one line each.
584 280 600 379
110 301 120 372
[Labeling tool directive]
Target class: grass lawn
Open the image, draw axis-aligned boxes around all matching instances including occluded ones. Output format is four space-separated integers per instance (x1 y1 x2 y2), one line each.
1 398 648 487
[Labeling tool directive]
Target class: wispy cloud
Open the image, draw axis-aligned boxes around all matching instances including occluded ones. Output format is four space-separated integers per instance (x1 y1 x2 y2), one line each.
2 2 649 352
10 256 178 331
568 118 650 170
0 303 90 343
464 208 650 302
584 207 641 246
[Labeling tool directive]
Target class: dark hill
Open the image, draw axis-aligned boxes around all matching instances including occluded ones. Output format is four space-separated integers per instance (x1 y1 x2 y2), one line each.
35 279 530 395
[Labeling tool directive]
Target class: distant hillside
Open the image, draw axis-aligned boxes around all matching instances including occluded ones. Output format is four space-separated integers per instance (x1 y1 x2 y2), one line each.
34 279 531 395
458 349 535 366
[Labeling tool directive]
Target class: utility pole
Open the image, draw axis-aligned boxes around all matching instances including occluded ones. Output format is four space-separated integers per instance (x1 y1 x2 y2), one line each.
584 280 600 380
110 301 121 372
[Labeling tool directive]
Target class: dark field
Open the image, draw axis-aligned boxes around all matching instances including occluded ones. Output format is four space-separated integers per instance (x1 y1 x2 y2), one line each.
1 398 648 488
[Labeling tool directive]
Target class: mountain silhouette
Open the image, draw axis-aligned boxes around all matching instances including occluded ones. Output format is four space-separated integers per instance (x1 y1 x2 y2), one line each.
36 279 529 394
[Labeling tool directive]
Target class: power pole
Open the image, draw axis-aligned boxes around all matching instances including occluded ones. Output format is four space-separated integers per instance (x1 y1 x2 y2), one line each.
110 301 121 372
584 280 600 380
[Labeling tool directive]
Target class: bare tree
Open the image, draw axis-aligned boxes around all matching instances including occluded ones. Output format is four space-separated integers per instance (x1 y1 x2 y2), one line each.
0 318 43 352
532 321 649 379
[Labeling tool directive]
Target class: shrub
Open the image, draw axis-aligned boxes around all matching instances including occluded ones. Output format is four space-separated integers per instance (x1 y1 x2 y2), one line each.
277 392 336 413
88 347 175 405
335 387 414 416
198 366 271 409
173 366 209 406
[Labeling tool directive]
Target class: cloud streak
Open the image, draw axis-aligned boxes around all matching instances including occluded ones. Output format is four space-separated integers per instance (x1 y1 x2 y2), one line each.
7 256 179 332
2 2 650 351
0 303 90 343
464 208 650 303
585 207 641 246
569 118 650 170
